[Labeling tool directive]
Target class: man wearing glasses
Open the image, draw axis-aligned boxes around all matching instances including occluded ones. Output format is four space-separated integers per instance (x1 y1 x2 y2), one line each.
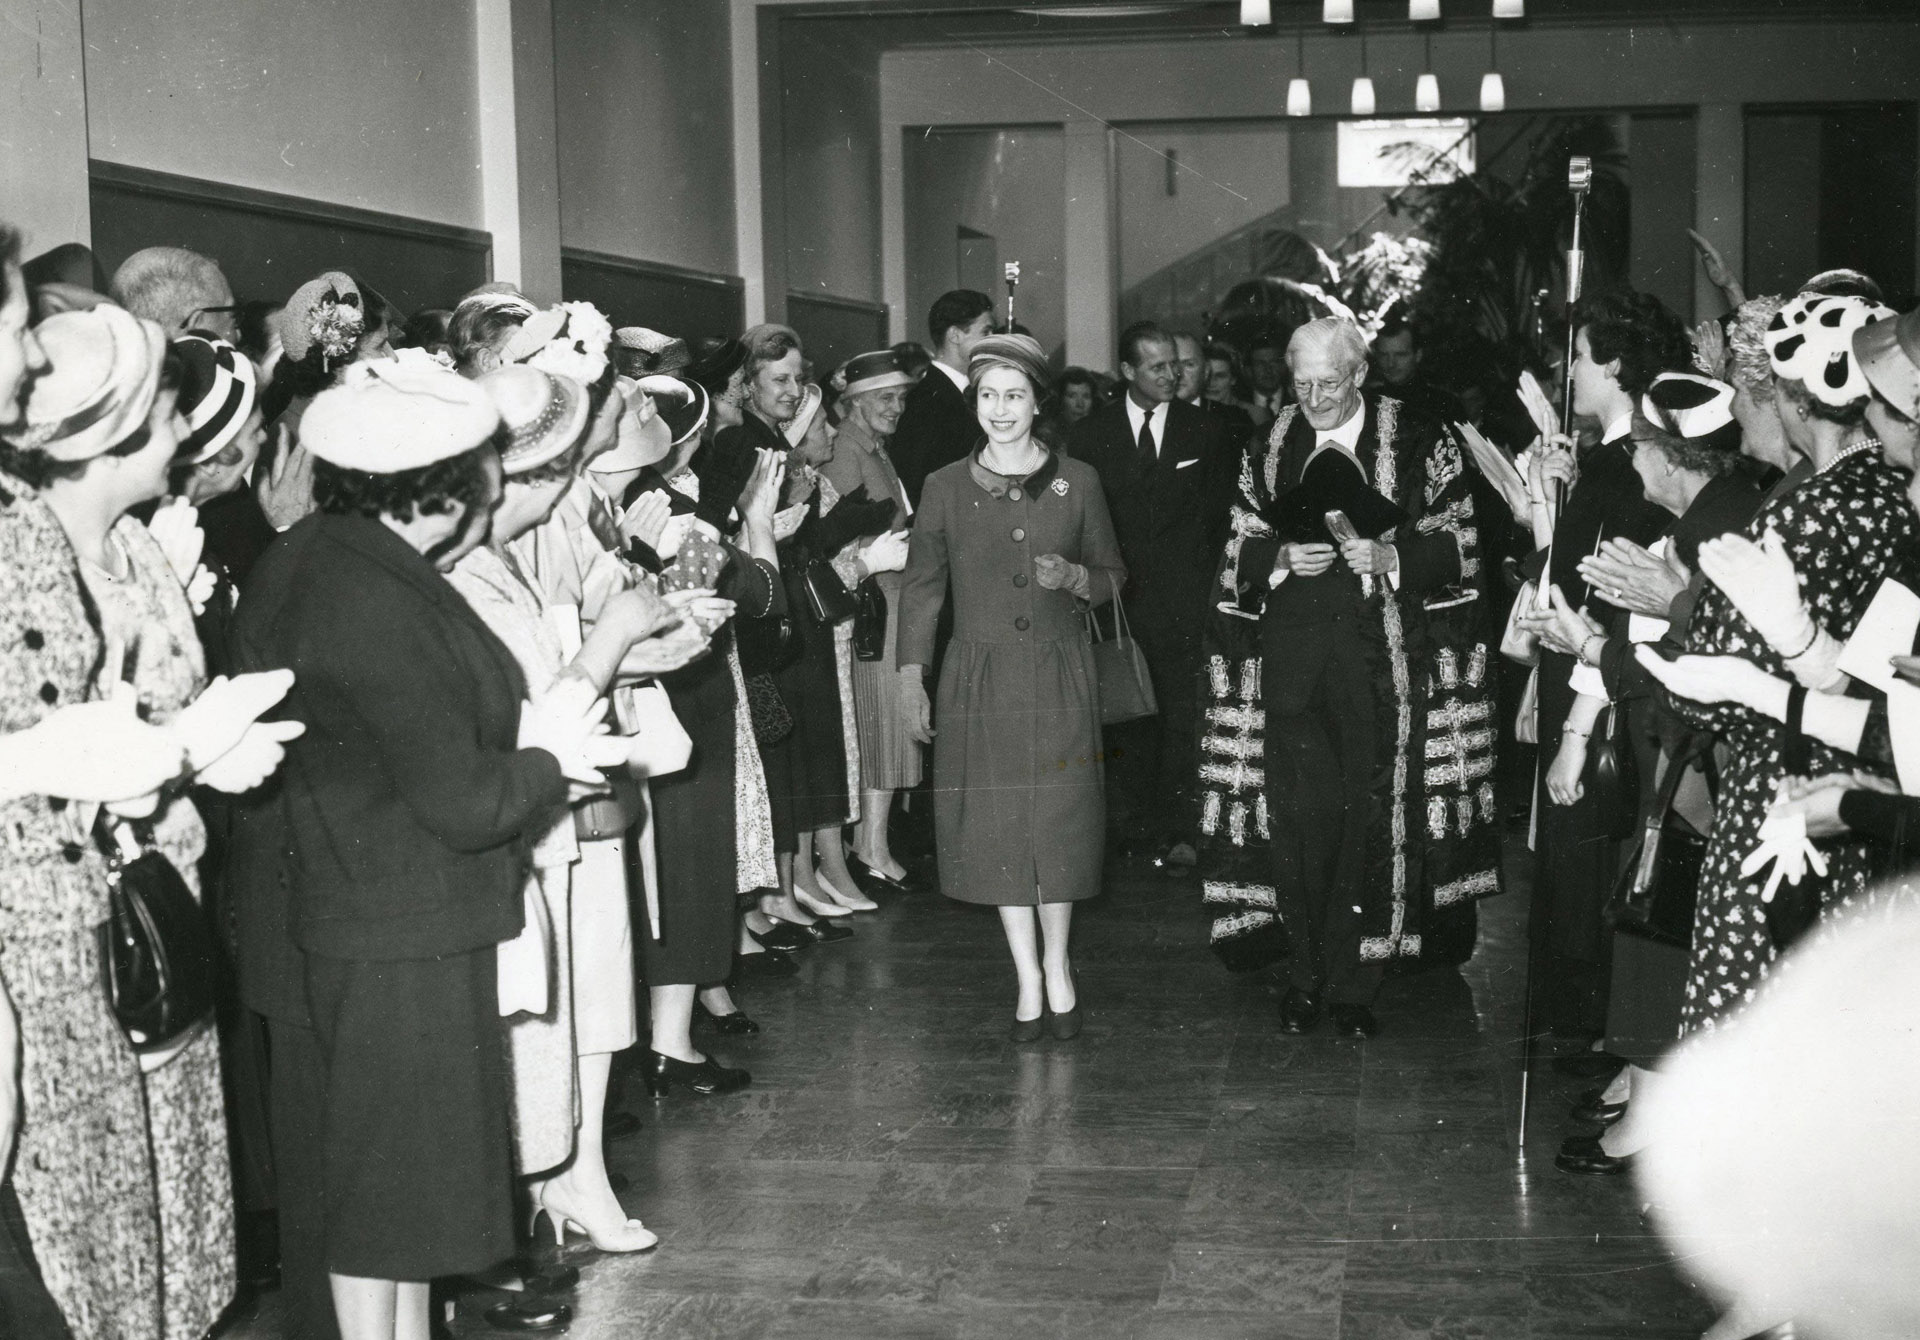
109 246 242 341
1200 316 1501 1039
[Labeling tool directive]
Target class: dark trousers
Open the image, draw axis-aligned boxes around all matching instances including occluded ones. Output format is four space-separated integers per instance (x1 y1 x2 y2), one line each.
1104 612 1202 847
268 1017 340 1340
0 1179 69 1340
1264 621 1387 1006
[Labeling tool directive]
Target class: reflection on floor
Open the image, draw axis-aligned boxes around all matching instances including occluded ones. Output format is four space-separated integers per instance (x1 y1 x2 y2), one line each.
232 840 1714 1339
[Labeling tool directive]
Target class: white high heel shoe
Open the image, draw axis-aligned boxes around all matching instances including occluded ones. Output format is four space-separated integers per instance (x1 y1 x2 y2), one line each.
531 1182 659 1254
812 866 878 912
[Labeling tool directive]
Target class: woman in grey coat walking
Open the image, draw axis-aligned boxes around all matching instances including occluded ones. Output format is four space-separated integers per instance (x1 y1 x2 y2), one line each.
897 334 1125 1041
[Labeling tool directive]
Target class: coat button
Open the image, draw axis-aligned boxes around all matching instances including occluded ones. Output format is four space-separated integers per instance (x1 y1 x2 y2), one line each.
1008 487 1023 502
61 843 83 864
1015 616 1030 631
38 682 58 705
23 629 43 650
1011 527 1026 542
1013 572 1029 588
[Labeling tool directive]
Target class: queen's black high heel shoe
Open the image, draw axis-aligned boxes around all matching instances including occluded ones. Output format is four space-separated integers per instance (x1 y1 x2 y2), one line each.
644 1049 751 1097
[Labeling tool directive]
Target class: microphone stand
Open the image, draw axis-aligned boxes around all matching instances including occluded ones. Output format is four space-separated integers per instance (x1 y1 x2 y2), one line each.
1517 154 1594 1158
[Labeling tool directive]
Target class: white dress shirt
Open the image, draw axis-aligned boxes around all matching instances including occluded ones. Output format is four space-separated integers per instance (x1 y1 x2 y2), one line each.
1124 395 1168 457
933 360 967 393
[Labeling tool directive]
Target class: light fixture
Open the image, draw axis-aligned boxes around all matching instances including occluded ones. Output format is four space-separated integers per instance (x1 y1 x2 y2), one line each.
1410 0 1441 18
1492 0 1523 15
1287 26 1312 115
1416 31 1441 111
1351 27 1374 115
1480 22 1504 111
1323 0 1354 22
1239 0 1270 24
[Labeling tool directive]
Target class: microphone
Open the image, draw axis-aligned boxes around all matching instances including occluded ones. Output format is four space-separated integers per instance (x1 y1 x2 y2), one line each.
1553 155 1595 514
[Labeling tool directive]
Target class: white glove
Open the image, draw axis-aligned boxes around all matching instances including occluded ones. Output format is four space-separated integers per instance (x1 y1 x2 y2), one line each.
196 719 307 793
170 670 297 771
1739 781 1830 906
0 688 186 803
518 678 613 785
1697 531 1817 658
146 496 205 588
185 563 218 617
858 530 911 575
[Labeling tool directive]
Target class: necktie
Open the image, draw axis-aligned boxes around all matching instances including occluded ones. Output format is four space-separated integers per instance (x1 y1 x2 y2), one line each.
1136 409 1156 470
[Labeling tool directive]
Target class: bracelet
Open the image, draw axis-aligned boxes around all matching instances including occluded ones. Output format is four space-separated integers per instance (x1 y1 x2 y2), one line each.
1580 633 1605 666
1779 622 1820 661
1562 727 1590 740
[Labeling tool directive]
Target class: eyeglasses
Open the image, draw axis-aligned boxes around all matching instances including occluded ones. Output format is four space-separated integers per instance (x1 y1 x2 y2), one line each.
1290 372 1355 399
184 304 243 332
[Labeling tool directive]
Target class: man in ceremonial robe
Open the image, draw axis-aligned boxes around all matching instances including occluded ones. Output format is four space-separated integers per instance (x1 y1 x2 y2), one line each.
1199 317 1501 1037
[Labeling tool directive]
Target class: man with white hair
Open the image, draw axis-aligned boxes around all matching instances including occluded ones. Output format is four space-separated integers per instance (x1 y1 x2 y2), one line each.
1200 316 1500 1037
109 245 239 341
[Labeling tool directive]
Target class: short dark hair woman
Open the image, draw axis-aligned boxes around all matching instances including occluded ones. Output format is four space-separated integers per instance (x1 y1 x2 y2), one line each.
896 334 1125 1041
229 357 617 1340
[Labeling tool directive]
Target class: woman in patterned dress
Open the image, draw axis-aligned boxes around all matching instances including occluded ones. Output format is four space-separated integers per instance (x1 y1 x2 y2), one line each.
0 302 299 1340
1673 293 1911 1034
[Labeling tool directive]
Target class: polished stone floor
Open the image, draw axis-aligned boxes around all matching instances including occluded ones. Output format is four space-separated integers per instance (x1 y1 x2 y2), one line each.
235 840 1716 1339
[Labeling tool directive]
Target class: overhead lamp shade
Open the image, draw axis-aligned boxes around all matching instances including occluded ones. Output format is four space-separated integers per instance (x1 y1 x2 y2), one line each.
1323 0 1354 22
1239 0 1270 23
1416 72 1442 111
1287 77 1313 117
1492 0 1524 14
1350 76 1376 117
1479 71 1506 111
1409 0 1441 17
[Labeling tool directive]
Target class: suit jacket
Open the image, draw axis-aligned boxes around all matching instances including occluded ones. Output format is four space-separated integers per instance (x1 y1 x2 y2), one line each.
1071 397 1236 638
228 513 566 1006
892 366 980 511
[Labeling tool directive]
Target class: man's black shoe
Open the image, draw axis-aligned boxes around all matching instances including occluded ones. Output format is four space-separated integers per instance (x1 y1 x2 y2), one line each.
1570 1096 1627 1126
482 1296 572 1332
1278 987 1322 1034
1328 1004 1379 1039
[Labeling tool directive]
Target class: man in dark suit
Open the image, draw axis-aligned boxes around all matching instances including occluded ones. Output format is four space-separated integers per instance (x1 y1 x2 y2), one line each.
1176 329 1259 464
1217 317 1500 1039
1072 321 1236 870
892 289 992 510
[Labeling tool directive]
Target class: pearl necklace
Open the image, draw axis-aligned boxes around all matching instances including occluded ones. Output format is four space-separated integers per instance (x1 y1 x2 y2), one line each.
1819 437 1881 474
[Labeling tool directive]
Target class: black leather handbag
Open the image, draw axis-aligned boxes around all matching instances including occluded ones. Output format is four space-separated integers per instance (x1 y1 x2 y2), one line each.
1606 734 1711 949
98 818 217 1055
803 560 859 625
852 578 887 662
1589 694 1640 843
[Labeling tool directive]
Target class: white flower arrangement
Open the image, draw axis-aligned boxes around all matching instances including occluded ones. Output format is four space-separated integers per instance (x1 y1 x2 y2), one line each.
525 300 613 387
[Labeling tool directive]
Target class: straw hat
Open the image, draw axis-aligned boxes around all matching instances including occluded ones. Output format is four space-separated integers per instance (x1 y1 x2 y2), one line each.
2 305 166 461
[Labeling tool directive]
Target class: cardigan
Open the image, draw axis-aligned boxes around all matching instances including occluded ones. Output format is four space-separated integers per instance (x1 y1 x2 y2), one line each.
228 513 567 969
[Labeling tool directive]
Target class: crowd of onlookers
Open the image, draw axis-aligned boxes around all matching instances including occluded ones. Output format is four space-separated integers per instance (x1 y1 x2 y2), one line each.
5 206 1920 1340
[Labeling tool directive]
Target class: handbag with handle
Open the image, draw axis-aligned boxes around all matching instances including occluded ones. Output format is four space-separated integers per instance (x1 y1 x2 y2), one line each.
98 816 218 1055
852 577 887 662
1588 694 1640 843
1089 572 1157 725
802 560 859 625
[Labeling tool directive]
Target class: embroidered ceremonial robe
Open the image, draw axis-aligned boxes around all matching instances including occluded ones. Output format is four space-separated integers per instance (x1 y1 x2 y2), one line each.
1197 394 1502 977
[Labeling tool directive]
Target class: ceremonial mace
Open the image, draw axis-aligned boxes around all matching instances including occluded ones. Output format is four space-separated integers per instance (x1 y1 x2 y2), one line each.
1516 154 1594 1156
1003 260 1021 330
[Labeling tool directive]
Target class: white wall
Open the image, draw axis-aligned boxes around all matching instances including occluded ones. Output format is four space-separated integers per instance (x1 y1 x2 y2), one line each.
1115 122 1291 293
553 0 736 275
81 0 484 228
1 0 91 253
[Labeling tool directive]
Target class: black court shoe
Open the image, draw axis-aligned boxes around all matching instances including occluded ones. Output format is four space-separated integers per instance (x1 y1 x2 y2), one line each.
847 852 917 895
694 1002 762 1035
644 1050 751 1097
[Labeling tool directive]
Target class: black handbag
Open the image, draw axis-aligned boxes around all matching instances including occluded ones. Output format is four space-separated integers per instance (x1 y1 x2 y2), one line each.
803 560 859 625
1606 734 1711 949
98 817 218 1054
1089 573 1157 725
1589 693 1640 843
852 577 887 662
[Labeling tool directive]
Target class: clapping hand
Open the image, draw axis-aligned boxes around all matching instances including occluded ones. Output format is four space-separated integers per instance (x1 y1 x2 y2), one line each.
739 449 787 528
196 718 307 794
1696 531 1815 655
1579 538 1688 619
256 424 316 531
1692 319 1728 378
146 497 208 606
1688 228 1746 306
620 490 673 553
1634 646 1784 713
1456 421 1532 524
662 587 734 637
1515 584 1604 659
519 677 616 785
1770 771 1898 839
5 688 187 803
619 619 711 678
171 670 297 772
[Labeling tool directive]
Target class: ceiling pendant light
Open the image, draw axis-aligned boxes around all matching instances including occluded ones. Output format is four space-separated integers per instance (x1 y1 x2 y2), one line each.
1479 23 1505 111
1492 0 1523 15
1323 0 1354 23
1239 0 1271 24
1410 0 1441 18
1416 31 1441 111
1287 27 1312 115
1351 28 1375 116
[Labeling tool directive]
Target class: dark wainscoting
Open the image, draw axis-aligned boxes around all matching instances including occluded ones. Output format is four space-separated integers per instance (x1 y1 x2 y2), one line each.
786 291 889 382
561 248 745 344
89 161 491 316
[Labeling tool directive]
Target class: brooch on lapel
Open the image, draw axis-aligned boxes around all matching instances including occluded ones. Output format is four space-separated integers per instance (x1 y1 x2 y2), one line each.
1051 477 1070 496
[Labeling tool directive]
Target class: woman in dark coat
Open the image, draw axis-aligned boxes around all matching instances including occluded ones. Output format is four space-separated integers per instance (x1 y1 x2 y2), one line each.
227 359 613 1340
897 335 1125 1041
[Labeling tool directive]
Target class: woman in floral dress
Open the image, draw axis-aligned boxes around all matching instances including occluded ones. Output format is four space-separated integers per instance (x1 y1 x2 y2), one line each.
1677 293 1911 1033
